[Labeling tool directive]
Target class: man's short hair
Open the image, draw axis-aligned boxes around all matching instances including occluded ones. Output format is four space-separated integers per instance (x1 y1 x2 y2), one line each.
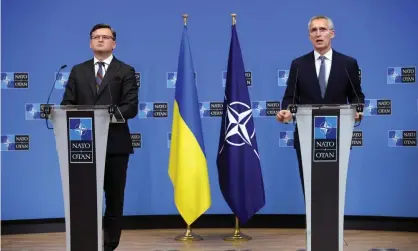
308 16 335 30
90 23 116 41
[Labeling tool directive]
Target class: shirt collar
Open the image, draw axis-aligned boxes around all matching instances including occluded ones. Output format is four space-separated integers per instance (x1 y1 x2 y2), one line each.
314 49 333 61
94 54 113 65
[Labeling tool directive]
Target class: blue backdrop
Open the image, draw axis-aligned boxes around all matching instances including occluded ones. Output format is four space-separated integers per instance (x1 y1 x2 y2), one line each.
2 0 418 221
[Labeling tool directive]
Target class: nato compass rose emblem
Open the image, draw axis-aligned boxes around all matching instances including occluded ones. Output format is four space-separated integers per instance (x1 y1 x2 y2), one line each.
2 137 12 149
2 74 11 86
219 101 259 159
75 123 88 136
391 133 401 145
319 120 332 137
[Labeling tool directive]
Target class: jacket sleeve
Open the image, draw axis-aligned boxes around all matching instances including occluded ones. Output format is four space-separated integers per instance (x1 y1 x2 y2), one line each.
347 59 365 104
281 59 298 110
61 67 77 105
115 66 139 120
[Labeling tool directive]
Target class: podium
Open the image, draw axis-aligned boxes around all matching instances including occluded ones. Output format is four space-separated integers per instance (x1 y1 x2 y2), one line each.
46 105 113 251
292 104 358 251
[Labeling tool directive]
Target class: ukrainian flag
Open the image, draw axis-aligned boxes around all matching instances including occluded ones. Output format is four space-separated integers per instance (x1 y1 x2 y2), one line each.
168 24 211 225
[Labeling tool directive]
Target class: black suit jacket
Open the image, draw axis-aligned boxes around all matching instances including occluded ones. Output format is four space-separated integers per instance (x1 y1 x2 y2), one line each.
281 49 365 147
61 56 139 155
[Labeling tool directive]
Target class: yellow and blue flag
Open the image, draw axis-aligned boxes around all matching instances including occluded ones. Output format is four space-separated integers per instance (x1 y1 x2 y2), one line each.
168 25 211 225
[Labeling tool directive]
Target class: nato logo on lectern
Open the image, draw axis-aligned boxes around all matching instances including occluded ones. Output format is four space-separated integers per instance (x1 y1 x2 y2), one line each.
54 72 69 89
387 66 416 84
313 116 338 162
69 118 94 163
364 99 392 116
222 71 252 87
138 102 168 118
1 135 30 151
1 72 29 89
199 102 223 118
388 130 417 147
252 101 281 117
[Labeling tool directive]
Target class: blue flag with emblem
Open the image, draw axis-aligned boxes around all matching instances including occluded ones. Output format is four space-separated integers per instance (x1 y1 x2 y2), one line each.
216 23 265 224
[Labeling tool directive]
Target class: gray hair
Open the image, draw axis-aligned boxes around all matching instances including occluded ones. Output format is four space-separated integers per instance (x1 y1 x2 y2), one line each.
308 16 335 30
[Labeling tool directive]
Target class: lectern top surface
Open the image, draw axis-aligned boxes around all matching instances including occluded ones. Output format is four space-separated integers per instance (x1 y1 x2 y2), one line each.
50 105 111 110
294 104 360 109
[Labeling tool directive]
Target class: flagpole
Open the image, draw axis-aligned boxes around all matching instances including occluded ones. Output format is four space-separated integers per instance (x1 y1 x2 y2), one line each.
223 216 252 241
174 223 203 241
183 13 188 26
231 13 237 25
172 15 203 242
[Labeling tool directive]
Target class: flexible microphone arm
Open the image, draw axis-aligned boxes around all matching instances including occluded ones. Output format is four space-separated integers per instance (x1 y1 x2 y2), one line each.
43 64 67 129
288 68 299 125
345 67 364 127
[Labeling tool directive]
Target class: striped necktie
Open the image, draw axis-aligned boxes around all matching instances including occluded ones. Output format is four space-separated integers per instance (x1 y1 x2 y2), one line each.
96 62 105 91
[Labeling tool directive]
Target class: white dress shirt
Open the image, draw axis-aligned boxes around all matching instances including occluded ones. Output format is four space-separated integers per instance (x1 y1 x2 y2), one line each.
94 54 113 77
314 49 332 86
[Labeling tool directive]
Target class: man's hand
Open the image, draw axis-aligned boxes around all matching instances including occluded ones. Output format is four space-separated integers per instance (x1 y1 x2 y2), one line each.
355 112 362 122
276 110 292 123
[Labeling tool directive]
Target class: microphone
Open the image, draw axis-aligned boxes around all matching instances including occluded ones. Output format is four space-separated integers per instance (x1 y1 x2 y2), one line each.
344 67 364 125
44 64 67 129
288 68 299 124
98 62 125 124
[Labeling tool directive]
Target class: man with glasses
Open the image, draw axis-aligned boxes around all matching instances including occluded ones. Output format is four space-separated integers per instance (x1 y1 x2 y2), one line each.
61 23 138 251
276 16 365 197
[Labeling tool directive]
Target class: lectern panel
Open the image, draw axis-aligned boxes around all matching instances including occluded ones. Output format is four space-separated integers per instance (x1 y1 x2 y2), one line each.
66 111 98 251
295 104 356 251
311 109 340 251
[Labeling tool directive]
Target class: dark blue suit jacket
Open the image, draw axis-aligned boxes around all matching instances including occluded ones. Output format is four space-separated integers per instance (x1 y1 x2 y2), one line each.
282 49 365 110
281 49 365 148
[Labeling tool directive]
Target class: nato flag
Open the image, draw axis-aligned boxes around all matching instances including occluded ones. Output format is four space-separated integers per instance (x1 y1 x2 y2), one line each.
216 24 265 224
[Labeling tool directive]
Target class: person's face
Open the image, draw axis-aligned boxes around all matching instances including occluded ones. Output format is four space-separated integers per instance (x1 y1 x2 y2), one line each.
309 18 334 52
90 28 116 53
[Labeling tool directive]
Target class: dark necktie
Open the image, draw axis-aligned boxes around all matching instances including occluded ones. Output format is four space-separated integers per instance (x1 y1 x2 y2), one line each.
318 56 326 98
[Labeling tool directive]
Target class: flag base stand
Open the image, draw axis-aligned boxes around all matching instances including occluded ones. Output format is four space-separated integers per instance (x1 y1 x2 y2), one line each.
174 225 203 241
223 217 252 241
223 229 252 241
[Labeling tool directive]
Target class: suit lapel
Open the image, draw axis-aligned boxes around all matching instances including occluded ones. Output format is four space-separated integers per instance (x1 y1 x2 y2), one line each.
307 51 323 99
97 57 121 97
324 51 339 99
83 59 98 97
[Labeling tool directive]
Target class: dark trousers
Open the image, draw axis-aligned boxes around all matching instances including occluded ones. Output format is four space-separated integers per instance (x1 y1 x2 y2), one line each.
294 138 305 198
294 133 307 231
103 154 129 251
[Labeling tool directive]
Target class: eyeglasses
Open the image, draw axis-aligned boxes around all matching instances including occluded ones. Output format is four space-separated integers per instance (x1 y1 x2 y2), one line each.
91 35 114 41
310 27 331 35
